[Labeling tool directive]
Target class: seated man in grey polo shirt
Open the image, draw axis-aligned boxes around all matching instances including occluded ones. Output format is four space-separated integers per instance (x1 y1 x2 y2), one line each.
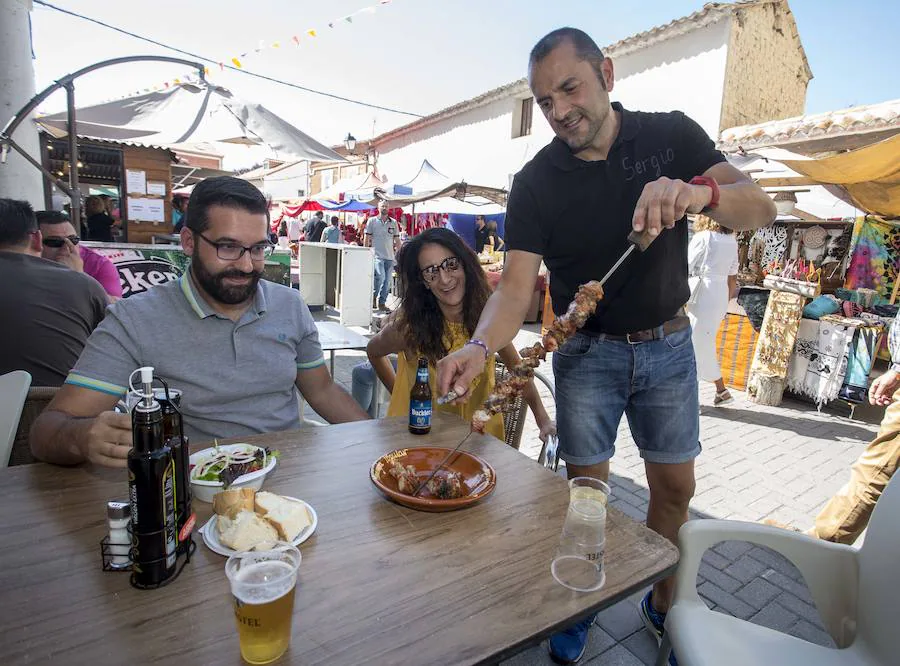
31 176 369 468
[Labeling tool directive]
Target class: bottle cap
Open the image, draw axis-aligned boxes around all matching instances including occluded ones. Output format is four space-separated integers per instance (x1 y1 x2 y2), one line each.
107 501 131 520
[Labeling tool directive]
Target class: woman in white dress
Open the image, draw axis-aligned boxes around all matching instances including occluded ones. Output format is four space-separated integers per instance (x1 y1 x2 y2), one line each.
687 216 739 406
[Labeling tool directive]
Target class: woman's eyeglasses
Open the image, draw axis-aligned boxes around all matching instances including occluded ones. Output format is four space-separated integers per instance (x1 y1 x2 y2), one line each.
42 235 80 248
420 256 461 283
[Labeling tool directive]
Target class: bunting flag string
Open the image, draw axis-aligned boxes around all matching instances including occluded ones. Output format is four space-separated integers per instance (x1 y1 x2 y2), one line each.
118 0 394 97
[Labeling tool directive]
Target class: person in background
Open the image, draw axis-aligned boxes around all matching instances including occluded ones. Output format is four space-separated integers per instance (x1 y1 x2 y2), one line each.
309 213 328 242
172 194 188 232
366 228 555 442
474 214 489 254
37 211 123 302
29 176 369 468
486 220 506 252
686 215 738 406
321 216 342 244
287 215 302 243
98 194 118 223
0 199 107 386
365 200 401 311
304 210 324 239
85 196 115 242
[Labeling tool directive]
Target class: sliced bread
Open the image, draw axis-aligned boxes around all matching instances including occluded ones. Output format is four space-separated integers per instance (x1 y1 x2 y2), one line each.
213 488 256 519
217 509 278 551
255 492 312 541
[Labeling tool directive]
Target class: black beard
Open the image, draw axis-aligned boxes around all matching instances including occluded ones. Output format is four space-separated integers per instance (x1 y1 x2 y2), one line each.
191 255 261 305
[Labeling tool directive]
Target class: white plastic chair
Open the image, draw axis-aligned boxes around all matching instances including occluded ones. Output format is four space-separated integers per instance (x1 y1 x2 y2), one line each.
657 473 899 666
0 371 32 467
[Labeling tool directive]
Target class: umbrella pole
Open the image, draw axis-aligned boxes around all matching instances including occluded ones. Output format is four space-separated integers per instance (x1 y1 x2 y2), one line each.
65 83 81 232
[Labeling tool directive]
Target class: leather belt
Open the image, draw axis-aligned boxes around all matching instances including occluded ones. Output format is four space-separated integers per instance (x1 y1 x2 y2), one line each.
590 313 691 344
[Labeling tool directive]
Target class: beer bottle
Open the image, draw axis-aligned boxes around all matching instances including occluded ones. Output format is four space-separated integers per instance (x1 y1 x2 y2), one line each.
409 357 432 435
128 367 177 587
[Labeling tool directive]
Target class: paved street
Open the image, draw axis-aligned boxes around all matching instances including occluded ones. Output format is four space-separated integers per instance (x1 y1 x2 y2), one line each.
311 314 880 665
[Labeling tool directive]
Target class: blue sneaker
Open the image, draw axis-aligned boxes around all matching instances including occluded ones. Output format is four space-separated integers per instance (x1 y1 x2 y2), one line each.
639 591 677 666
548 613 596 664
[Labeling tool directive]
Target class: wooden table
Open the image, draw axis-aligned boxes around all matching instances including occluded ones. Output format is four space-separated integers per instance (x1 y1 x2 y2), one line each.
0 414 678 665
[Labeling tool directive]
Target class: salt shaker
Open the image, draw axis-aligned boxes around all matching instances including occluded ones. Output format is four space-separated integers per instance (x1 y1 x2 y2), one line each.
107 501 131 568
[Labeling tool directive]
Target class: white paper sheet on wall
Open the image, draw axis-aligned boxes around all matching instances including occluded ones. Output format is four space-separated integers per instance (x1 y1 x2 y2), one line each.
125 169 146 194
146 181 167 196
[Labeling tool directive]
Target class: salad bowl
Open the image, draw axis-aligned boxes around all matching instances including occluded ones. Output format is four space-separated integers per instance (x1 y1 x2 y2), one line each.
189 443 277 503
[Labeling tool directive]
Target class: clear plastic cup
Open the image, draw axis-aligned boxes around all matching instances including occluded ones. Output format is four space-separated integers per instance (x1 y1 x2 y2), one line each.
551 477 610 592
226 543 301 664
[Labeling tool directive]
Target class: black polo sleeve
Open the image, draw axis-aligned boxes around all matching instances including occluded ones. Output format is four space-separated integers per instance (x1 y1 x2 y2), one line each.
675 112 726 181
504 176 545 255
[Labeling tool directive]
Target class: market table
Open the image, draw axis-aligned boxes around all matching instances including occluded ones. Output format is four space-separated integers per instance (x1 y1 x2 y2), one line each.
0 413 678 665
314 321 369 376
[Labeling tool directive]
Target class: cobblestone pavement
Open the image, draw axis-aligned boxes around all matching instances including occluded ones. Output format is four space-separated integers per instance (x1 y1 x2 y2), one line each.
312 314 880 665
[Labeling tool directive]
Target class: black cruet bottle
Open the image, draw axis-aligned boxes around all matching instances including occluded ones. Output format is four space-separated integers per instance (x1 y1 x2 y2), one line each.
128 367 177 587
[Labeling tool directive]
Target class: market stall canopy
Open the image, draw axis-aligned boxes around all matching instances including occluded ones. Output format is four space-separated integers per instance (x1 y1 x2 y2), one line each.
36 84 345 163
377 181 508 207
402 196 505 215
314 171 384 202
727 149 862 220
395 160 453 194
326 199 376 212
778 134 900 217
171 164 234 189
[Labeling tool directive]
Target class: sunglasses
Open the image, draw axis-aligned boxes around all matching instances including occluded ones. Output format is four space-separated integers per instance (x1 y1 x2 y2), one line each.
42 235 80 248
421 256 461 283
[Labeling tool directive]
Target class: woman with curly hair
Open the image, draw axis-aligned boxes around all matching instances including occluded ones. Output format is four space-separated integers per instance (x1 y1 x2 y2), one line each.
687 215 739 406
366 228 555 441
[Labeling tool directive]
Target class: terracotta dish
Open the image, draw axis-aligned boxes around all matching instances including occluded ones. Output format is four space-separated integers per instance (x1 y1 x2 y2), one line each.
370 447 496 512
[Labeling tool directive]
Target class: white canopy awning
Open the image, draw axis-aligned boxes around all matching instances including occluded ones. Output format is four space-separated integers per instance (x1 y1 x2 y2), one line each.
36 84 345 163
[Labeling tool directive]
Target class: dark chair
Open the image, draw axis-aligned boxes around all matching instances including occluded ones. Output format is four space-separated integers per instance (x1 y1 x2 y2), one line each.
494 360 556 456
10 386 58 466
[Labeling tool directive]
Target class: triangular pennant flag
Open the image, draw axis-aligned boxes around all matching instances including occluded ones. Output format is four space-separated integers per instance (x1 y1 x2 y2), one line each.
292 35 300 45
328 22 334 28
272 41 280 48
231 57 242 68
174 78 181 84
218 62 225 70
164 81 170 88
345 16 353 23
204 66 210 75
307 29 316 37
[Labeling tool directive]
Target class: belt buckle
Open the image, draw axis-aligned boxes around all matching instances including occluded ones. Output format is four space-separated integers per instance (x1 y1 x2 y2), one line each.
626 331 643 344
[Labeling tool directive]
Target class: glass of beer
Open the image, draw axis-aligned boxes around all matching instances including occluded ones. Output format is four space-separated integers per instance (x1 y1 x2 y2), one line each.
551 477 610 592
225 543 301 664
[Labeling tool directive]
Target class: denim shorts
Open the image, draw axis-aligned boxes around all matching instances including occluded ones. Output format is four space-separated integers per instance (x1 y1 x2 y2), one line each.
552 325 701 465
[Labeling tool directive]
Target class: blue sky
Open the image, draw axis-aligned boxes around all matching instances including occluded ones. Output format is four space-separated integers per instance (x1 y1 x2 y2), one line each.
29 0 898 163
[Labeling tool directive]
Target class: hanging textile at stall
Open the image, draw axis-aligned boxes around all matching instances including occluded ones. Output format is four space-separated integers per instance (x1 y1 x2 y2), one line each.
716 313 760 391
839 324 883 403
844 216 900 299
751 225 789 268
786 316 863 407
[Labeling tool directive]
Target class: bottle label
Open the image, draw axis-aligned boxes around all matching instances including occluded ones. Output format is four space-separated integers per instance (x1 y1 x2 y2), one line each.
162 461 177 568
416 366 430 383
409 399 432 429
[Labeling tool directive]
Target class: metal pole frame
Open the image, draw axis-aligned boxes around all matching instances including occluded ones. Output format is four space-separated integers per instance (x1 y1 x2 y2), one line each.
0 55 205 230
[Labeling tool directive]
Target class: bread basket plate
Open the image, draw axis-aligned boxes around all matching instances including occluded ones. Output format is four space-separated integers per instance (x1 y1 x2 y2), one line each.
200 496 318 557
370 447 496 512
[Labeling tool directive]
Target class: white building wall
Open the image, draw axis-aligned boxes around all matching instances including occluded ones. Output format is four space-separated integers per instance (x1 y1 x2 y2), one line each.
375 19 731 188
612 18 730 139
263 161 310 201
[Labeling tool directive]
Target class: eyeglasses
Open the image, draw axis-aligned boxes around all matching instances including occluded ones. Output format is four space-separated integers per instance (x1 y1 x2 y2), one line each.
420 256 461 283
195 231 273 261
42 235 80 248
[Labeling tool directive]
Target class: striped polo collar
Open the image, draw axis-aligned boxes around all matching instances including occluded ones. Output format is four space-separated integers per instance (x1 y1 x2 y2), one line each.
179 269 268 319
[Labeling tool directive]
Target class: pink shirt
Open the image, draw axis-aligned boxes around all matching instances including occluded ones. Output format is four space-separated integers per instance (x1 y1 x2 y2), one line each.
79 245 123 298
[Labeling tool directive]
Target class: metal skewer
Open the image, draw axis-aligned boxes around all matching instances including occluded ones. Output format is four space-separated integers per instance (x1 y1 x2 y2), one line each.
412 430 475 497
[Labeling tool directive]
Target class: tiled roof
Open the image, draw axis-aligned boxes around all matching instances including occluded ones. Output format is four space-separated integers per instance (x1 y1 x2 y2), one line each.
372 1 805 146
718 98 900 151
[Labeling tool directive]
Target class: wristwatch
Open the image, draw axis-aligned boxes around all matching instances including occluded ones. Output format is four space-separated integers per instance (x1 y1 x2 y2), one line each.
689 176 720 212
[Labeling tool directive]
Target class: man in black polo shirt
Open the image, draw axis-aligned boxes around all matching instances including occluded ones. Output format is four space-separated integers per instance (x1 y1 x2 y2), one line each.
437 28 775 664
473 215 489 253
